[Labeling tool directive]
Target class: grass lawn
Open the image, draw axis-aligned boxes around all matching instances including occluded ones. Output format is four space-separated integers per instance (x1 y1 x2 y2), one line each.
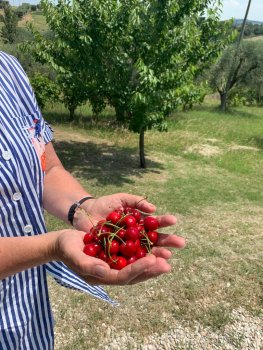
43 100 263 349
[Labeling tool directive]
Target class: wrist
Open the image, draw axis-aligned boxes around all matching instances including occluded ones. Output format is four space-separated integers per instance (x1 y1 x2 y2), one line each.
43 231 61 261
68 196 95 225
72 198 97 231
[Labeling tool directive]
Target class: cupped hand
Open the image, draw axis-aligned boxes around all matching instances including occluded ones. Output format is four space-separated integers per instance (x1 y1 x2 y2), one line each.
73 192 185 255
55 193 185 285
52 229 184 286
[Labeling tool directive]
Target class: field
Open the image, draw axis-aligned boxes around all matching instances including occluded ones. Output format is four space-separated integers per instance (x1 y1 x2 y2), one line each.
44 100 263 349
0 8 262 349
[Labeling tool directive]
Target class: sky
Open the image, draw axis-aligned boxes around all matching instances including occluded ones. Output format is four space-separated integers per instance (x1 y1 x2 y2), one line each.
8 0 263 22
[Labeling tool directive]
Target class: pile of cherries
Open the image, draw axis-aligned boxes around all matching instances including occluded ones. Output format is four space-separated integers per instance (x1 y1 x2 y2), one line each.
83 207 159 270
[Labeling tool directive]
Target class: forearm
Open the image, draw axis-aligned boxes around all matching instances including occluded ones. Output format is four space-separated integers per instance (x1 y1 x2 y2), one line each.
43 166 92 223
0 232 58 280
43 143 93 223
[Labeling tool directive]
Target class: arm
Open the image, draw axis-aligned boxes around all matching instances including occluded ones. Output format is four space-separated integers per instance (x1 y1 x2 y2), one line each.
0 229 182 284
0 232 57 280
42 142 92 223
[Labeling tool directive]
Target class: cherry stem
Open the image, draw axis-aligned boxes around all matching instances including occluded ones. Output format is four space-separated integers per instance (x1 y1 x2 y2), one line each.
141 232 153 252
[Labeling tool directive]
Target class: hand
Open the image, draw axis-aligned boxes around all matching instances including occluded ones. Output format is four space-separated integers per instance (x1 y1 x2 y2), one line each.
73 193 157 231
73 192 185 249
63 193 186 285
52 227 185 286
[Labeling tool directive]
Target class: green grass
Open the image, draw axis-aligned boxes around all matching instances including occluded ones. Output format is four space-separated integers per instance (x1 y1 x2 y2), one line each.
43 101 263 349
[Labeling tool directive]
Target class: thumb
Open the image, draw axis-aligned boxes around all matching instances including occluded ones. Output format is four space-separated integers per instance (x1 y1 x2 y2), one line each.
77 254 111 278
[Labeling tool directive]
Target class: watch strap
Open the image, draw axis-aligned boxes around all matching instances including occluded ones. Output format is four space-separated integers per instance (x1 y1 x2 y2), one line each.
68 196 94 225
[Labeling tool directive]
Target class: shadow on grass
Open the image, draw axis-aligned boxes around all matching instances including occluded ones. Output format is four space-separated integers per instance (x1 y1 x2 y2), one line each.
45 110 124 130
168 104 262 122
53 140 164 187
228 107 262 119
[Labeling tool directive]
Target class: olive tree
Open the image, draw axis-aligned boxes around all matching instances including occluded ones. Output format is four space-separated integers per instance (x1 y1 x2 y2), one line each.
209 40 262 109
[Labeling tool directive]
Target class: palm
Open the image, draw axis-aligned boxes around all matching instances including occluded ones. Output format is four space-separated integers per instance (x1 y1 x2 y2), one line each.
73 193 185 249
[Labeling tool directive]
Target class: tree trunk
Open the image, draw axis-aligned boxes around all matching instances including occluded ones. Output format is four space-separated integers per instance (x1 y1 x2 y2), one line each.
223 0 252 112
220 91 227 111
139 129 146 168
69 106 75 122
115 105 125 121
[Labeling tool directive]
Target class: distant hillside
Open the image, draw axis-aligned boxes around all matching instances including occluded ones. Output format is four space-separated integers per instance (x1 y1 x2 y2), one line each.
234 19 263 26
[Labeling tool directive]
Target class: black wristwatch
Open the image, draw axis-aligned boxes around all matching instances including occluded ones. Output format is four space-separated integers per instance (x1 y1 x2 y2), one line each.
67 196 94 225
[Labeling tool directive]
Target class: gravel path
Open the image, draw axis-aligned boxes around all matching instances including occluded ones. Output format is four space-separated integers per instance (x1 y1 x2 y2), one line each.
93 308 262 350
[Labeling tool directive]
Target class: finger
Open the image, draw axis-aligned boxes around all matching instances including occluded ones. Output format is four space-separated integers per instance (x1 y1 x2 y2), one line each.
156 214 177 227
156 233 186 248
128 257 172 284
151 247 172 259
119 194 156 213
114 254 158 285
71 254 171 286
80 254 157 285
71 252 111 278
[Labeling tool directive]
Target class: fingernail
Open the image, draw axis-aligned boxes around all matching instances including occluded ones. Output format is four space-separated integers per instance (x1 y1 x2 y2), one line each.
94 265 106 278
148 203 155 209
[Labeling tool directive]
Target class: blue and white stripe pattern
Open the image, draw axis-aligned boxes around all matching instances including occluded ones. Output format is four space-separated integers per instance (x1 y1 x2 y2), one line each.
0 51 115 350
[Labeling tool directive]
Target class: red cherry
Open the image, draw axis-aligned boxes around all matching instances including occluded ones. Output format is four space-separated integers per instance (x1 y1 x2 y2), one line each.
120 240 136 257
125 227 139 241
124 206 133 214
93 243 102 255
144 216 159 231
110 256 127 270
146 231 159 245
136 224 145 239
96 225 112 240
127 256 137 265
97 219 107 226
116 228 126 240
90 226 97 235
106 211 122 224
92 233 101 243
83 243 97 257
136 247 147 259
106 240 120 255
131 209 141 222
83 232 93 245
134 238 141 251
122 215 137 228
98 251 107 261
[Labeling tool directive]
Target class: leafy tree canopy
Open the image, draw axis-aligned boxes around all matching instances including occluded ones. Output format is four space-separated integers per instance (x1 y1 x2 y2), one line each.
208 39 263 108
25 0 232 167
0 2 19 44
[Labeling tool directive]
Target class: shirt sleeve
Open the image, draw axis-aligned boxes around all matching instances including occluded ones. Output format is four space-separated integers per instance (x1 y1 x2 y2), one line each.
41 120 54 145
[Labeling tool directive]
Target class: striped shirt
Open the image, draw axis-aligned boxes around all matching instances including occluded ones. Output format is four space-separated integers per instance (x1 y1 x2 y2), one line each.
0 51 114 350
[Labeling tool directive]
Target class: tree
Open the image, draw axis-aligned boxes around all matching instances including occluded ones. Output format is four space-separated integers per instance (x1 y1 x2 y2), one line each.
208 40 261 109
231 41 263 106
31 5 37 12
15 3 31 18
218 0 252 111
0 2 19 44
26 0 231 167
30 73 59 110
0 1 9 10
